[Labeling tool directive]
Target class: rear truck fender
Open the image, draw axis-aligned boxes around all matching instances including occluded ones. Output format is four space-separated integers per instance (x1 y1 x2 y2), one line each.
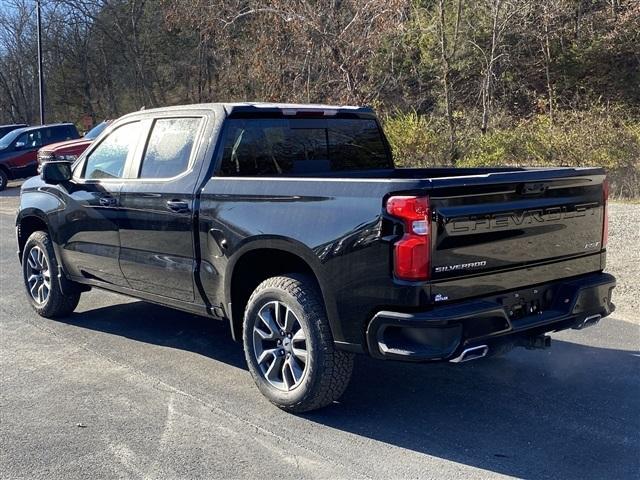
223 236 346 349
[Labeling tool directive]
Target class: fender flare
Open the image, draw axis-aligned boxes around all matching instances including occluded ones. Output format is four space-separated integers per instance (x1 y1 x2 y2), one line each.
223 235 346 344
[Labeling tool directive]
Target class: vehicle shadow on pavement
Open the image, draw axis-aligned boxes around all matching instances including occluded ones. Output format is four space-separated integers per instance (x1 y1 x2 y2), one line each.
306 320 639 479
63 300 247 370
59 300 638 479
0 184 21 197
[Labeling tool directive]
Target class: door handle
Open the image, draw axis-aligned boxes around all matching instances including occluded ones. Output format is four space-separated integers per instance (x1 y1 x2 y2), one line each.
166 199 190 213
99 196 117 207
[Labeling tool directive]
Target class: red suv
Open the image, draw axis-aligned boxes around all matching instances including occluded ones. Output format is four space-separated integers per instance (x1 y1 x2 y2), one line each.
0 123 79 190
37 120 112 170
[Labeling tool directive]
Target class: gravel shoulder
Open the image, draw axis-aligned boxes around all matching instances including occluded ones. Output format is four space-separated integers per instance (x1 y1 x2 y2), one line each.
605 202 640 323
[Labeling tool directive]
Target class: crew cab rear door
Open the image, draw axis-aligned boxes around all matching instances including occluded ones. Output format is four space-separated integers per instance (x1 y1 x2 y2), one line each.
117 114 209 302
429 169 607 281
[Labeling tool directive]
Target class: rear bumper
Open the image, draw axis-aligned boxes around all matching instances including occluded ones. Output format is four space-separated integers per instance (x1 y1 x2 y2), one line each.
366 272 616 362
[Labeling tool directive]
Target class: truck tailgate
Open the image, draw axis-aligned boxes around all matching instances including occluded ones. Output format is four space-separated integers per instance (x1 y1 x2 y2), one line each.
429 169 606 280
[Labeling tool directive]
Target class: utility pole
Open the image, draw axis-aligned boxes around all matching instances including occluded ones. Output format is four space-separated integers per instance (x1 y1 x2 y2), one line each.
36 0 45 125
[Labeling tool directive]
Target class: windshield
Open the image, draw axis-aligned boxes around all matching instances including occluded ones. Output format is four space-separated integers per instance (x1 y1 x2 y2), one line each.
84 121 109 140
0 129 23 149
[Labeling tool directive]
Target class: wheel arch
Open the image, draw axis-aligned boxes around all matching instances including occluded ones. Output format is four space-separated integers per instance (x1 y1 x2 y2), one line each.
225 237 341 344
16 211 50 262
16 186 67 260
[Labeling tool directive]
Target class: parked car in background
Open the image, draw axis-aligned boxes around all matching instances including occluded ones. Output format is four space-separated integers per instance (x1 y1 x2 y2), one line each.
37 120 112 170
0 123 80 190
0 124 28 140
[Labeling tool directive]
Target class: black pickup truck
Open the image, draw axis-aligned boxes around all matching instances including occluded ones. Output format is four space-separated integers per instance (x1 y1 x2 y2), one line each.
17 103 615 412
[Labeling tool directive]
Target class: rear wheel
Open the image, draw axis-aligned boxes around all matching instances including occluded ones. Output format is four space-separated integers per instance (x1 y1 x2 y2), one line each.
22 231 81 318
243 274 354 413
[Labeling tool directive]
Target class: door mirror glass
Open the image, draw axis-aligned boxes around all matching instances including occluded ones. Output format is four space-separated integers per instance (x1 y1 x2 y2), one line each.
42 161 72 184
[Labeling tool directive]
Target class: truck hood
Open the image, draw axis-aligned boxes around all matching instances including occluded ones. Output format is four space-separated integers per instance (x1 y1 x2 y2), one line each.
39 138 93 155
20 174 45 191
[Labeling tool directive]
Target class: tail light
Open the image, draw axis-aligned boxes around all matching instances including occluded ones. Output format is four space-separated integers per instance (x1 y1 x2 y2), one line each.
602 178 609 248
386 196 431 280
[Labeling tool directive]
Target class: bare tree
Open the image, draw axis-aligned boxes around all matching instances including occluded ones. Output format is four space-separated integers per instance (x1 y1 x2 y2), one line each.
435 0 463 163
469 0 519 134
541 2 556 124
0 0 40 122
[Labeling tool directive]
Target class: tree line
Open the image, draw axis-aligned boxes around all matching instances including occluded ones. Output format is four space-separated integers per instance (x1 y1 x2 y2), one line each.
0 0 638 195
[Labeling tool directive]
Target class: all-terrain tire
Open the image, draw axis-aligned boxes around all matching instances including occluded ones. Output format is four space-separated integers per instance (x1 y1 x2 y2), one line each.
243 274 354 413
22 231 81 318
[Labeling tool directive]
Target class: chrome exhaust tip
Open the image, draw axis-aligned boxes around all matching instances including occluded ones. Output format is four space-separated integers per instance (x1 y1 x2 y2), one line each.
449 345 489 363
573 314 602 330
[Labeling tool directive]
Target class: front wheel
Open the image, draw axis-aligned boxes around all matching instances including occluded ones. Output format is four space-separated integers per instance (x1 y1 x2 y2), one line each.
22 231 81 318
0 169 7 191
243 275 354 413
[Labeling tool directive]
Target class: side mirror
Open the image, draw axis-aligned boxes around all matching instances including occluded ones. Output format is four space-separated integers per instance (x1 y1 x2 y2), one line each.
42 161 72 184
14 141 26 150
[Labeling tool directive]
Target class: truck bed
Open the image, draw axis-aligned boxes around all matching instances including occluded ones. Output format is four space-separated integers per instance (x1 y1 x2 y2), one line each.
237 165 606 284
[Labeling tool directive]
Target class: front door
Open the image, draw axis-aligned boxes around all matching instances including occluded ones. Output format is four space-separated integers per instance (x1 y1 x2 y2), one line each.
118 116 205 302
58 120 143 286
8 129 42 178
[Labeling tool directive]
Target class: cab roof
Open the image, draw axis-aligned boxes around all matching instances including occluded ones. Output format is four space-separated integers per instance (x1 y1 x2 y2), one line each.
124 102 376 119
11 123 75 134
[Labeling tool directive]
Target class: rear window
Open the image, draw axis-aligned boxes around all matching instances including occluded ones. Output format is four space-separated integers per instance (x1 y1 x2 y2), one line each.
218 118 391 176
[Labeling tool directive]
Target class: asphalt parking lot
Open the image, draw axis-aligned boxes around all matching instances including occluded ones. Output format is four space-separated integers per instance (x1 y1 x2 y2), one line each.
1 182 638 480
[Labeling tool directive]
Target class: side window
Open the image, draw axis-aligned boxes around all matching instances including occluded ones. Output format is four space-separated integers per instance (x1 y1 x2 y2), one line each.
42 127 56 144
15 130 42 149
65 125 77 139
82 122 141 180
14 132 29 149
50 126 70 142
138 117 200 179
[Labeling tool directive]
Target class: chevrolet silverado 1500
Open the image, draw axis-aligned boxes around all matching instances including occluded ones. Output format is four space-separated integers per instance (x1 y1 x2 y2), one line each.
17 103 615 412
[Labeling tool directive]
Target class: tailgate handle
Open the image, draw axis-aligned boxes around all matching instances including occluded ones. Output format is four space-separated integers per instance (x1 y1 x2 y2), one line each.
519 182 548 195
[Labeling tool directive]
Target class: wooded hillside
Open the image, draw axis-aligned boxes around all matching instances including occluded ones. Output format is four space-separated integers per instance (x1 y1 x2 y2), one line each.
1 0 638 196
